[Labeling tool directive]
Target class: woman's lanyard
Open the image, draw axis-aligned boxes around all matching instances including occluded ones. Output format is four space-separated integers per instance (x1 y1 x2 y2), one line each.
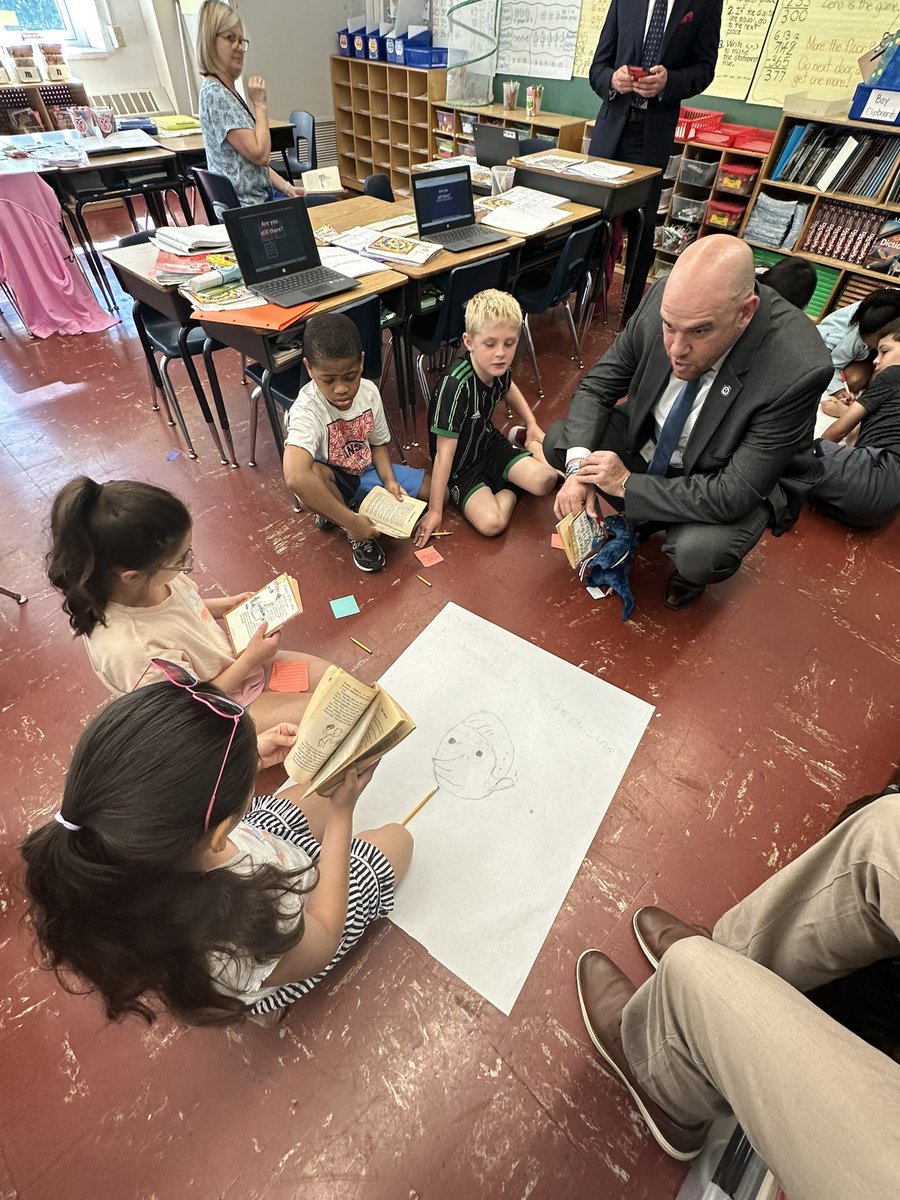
210 75 254 119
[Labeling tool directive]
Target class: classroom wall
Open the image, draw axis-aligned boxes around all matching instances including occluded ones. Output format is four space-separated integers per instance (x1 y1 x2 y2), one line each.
74 0 171 100
238 1 337 122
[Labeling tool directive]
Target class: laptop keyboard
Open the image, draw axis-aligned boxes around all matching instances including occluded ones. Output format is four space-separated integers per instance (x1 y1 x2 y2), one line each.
261 267 342 295
427 225 500 245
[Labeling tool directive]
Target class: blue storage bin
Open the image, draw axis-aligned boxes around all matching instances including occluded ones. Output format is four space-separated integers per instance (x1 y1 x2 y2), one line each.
386 35 404 63
849 82 900 125
337 29 350 56
405 46 447 68
352 31 367 58
367 32 386 60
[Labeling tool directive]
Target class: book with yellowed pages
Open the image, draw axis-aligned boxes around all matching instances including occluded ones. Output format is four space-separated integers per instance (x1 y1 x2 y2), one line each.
284 666 416 798
223 573 303 654
301 165 342 192
358 486 427 538
555 510 606 570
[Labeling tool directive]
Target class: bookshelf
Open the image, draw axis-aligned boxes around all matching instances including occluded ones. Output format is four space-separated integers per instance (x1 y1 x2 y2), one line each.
330 55 447 198
432 102 585 161
741 110 900 312
651 140 767 280
0 80 91 135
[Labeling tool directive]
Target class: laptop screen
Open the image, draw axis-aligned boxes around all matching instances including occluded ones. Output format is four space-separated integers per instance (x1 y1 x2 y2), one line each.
413 167 474 234
222 199 319 284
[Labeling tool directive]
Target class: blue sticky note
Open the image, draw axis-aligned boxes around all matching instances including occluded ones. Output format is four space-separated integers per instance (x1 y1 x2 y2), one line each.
330 595 360 619
166 450 181 461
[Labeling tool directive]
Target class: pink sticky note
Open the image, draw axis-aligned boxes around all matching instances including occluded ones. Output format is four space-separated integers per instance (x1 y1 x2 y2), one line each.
550 533 565 550
415 546 444 567
269 659 310 693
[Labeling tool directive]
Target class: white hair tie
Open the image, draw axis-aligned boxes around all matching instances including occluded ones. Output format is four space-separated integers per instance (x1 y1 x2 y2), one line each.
54 812 82 832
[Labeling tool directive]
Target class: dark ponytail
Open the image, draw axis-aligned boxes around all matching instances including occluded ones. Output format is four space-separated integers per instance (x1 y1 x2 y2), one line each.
47 477 192 636
21 684 315 1025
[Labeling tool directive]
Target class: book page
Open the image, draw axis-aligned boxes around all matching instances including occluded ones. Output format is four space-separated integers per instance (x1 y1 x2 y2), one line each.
358 487 427 538
306 688 416 796
223 574 303 654
284 667 379 786
556 511 605 569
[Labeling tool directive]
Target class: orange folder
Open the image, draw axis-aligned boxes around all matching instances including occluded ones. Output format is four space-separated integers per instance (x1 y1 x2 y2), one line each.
190 299 317 332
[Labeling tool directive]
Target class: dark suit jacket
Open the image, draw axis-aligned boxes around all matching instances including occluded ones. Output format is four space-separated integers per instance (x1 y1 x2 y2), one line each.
562 283 834 533
588 0 723 167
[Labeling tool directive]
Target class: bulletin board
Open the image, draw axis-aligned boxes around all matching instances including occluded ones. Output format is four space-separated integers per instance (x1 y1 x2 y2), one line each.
572 0 900 108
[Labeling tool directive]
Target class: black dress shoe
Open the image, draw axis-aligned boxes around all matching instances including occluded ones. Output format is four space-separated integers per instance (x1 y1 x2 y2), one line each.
664 573 706 611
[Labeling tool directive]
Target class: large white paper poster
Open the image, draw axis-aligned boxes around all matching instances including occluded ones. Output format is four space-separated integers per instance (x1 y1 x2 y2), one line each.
353 603 654 1014
497 1 581 80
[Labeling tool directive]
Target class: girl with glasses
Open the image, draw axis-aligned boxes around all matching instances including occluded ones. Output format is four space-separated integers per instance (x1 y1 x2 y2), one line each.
196 0 303 210
47 475 332 733
22 676 412 1024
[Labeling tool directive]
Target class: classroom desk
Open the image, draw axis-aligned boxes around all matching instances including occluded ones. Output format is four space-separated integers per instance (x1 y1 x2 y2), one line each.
508 150 660 317
154 118 295 182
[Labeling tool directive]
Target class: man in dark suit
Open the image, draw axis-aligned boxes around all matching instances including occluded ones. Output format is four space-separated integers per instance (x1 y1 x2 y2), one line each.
588 0 723 321
544 236 834 610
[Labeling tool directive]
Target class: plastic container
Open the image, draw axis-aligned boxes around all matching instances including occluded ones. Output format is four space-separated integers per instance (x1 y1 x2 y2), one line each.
706 199 747 231
337 29 351 56
695 131 733 147
459 111 478 136
671 193 708 224
658 185 673 213
435 137 454 158
663 153 683 180
733 134 774 154
435 108 454 131
675 107 723 141
679 158 718 187
717 162 759 195
405 45 448 68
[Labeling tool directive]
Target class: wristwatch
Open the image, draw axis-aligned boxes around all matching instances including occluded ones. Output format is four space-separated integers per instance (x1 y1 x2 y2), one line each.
621 472 631 492
565 459 584 476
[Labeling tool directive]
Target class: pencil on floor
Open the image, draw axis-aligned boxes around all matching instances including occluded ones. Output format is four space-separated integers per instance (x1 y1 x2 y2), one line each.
416 574 432 587
350 637 372 654
401 786 438 826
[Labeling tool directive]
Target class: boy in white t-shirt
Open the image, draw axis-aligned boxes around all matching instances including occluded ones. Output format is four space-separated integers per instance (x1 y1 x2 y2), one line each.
283 313 431 572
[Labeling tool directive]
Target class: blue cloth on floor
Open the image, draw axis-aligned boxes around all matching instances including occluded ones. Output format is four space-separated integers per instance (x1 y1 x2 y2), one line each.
580 515 639 621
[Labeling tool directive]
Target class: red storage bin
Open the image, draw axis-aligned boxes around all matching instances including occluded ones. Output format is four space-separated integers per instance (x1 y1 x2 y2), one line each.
733 132 775 153
675 107 723 141
695 131 734 147
716 162 759 196
706 198 746 231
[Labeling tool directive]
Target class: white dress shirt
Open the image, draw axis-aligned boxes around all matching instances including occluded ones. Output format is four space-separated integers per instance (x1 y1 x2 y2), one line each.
644 0 676 41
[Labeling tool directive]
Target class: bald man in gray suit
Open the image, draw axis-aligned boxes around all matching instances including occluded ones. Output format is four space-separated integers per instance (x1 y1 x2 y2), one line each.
544 237 833 609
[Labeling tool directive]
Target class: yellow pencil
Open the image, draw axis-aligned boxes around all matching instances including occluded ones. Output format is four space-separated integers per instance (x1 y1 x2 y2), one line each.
416 574 432 587
350 637 372 654
401 786 438 826
431 531 452 537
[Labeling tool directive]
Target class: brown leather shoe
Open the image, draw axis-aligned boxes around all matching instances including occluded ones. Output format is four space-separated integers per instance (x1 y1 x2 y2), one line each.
664 572 706 611
576 950 710 1161
632 906 712 970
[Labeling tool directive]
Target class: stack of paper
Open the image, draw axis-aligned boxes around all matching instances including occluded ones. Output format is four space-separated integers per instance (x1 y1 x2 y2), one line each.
332 225 441 266
181 280 263 310
155 225 232 255
522 153 585 172
567 160 633 181
319 246 387 278
481 206 561 235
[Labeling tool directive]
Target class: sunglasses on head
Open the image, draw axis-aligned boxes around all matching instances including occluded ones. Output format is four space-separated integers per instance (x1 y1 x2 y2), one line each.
132 658 246 833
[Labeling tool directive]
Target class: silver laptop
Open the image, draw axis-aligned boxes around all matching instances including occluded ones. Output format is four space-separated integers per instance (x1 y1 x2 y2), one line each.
411 164 509 253
221 198 359 307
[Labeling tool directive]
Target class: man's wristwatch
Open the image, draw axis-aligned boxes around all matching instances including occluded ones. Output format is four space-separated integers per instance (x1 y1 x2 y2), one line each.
621 472 631 492
565 459 584 477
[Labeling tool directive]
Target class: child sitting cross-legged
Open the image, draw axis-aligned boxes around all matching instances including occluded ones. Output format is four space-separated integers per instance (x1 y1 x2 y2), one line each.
283 313 431 573
414 290 558 546
21 674 412 1025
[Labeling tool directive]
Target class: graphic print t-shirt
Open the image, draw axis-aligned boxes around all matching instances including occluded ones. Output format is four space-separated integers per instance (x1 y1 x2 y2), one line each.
285 377 392 476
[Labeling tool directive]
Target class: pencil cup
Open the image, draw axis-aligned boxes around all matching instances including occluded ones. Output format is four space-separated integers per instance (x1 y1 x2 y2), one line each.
491 165 515 195
503 80 520 110
526 84 543 117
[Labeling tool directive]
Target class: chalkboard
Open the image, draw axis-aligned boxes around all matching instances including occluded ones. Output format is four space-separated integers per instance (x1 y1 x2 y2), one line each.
572 0 900 109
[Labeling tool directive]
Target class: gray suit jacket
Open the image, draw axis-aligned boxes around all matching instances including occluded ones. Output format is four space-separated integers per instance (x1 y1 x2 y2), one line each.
563 282 834 533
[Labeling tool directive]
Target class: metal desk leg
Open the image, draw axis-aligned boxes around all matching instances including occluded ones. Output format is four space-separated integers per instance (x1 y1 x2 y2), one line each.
68 203 118 311
388 327 409 464
620 208 645 323
261 368 286 459
176 327 229 464
200 337 238 467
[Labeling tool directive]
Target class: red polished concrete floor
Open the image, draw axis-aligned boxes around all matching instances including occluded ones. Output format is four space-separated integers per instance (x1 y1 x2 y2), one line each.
1 215 898 1200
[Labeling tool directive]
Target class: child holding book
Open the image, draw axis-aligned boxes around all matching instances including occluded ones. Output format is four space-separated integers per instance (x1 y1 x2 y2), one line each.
47 476 331 731
414 290 557 546
283 313 431 573
808 319 900 528
22 672 412 1023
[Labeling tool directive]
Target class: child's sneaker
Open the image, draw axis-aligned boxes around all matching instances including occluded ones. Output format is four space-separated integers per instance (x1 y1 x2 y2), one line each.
507 425 527 448
347 535 385 572
314 513 336 531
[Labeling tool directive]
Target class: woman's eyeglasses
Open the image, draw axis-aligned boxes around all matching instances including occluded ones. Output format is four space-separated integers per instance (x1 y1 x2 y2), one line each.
160 546 194 573
133 657 245 833
218 32 249 51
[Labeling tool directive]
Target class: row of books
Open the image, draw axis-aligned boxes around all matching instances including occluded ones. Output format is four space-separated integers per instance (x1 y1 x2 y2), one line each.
799 201 887 265
771 122 900 199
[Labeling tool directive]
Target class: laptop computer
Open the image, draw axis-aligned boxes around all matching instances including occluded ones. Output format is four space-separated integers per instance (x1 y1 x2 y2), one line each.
474 123 523 168
221 198 360 307
411 165 509 253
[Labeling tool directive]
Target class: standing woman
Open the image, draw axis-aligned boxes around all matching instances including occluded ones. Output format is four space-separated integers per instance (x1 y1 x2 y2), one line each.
196 0 302 209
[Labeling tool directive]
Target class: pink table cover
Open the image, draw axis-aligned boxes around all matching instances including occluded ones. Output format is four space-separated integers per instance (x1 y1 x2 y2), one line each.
0 172 118 338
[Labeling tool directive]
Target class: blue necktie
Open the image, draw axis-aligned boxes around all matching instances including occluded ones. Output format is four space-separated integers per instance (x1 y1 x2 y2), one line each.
632 0 669 108
647 377 701 475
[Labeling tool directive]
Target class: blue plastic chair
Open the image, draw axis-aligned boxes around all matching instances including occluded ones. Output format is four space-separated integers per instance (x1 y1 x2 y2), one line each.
363 173 394 202
513 220 603 396
191 166 239 224
408 253 511 407
286 110 317 177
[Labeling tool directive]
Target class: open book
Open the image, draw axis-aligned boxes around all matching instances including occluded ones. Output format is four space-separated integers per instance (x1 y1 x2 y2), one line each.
284 666 416 798
358 486 427 538
555 510 607 569
301 165 342 193
223 573 303 653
